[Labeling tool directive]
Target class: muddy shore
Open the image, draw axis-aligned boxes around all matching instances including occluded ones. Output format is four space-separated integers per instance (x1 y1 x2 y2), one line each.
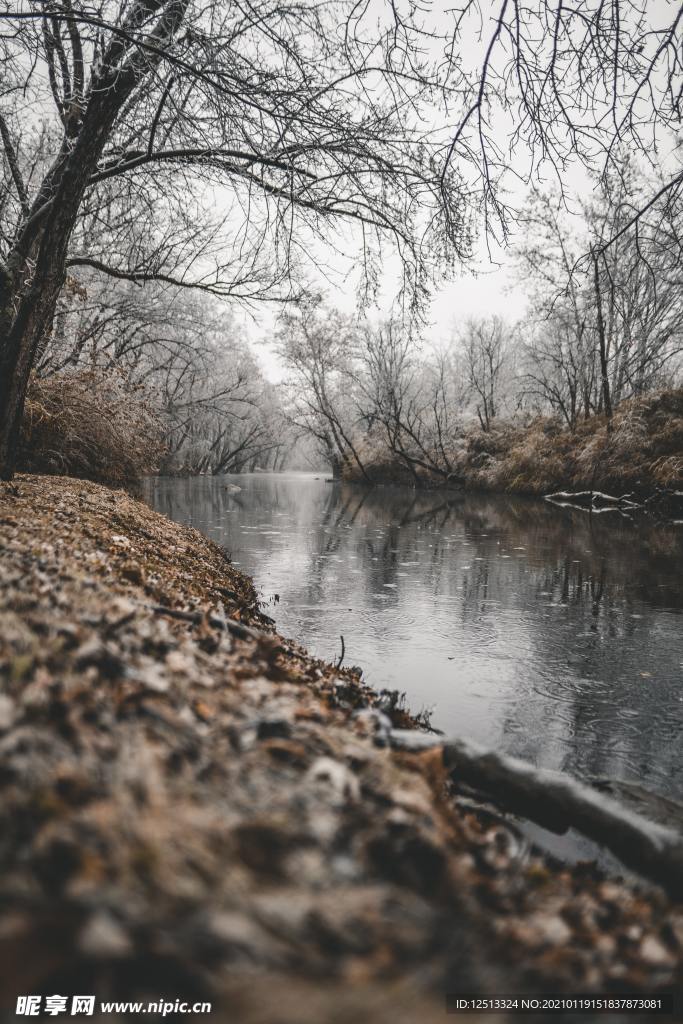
0 474 681 1021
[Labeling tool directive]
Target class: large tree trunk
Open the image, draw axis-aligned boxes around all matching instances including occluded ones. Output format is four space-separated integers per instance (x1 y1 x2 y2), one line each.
0 311 54 481
0 267 24 478
0 140 109 478
0 0 189 480
0 195 78 478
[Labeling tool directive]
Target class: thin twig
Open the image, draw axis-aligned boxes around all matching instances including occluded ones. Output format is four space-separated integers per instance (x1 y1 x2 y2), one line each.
335 634 345 670
150 604 282 649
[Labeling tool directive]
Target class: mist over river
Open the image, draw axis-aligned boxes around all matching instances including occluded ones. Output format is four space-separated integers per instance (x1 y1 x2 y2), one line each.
144 473 683 803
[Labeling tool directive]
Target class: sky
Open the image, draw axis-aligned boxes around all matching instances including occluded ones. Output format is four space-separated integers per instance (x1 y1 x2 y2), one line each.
243 260 529 383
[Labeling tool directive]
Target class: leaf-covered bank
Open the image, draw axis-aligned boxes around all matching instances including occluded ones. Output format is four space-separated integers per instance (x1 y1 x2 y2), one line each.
0 475 681 1020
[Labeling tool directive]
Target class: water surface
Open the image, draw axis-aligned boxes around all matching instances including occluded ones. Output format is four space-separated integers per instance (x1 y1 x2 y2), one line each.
143 473 683 801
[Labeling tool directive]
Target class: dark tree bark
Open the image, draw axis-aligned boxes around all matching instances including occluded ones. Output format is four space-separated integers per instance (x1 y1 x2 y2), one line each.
0 0 190 479
592 249 613 425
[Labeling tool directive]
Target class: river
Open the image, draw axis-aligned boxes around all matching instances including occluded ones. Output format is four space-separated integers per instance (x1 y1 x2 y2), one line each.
143 472 683 810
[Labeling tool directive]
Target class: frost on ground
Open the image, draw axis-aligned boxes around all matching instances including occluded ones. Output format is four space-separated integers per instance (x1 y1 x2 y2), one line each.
0 475 681 1020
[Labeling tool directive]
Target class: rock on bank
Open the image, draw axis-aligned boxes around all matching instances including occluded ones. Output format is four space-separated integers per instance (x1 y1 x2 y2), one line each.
0 475 681 1020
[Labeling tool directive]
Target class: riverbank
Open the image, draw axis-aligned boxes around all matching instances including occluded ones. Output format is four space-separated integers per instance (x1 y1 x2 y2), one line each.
1 474 682 1019
346 389 683 506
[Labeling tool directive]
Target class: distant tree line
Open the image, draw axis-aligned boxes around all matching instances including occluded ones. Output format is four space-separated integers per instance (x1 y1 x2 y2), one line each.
38 269 297 474
279 159 683 482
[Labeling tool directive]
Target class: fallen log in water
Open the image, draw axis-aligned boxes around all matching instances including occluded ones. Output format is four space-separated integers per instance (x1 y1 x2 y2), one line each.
389 730 683 900
545 490 641 513
545 487 683 519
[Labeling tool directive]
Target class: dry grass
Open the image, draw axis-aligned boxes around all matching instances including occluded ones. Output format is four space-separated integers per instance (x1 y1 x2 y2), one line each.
350 389 683 497
19 369 165 484
464 389 683 496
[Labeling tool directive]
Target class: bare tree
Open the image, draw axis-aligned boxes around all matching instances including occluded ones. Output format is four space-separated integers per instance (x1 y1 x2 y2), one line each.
517 165 683 426
521 317 596 430
460 315 510 431
0 0 470 478
585 161 683 405
355 320 466 483
278 300 370 481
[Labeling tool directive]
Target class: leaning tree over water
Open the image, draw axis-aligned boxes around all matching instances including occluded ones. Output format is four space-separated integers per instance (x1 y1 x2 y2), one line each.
1 0 682 478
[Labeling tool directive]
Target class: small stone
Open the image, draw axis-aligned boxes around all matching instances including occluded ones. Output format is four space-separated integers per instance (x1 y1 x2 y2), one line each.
639 934 675 967
165 650 194 673
0 694 16 730
78 912 131 958
110 534 131 549
534 914 572 946
134 663 170 693
307 757 360 802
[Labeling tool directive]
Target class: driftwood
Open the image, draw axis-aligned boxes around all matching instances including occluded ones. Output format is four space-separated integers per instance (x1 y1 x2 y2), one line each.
545 490 641 514
546 487 683 519
389 730 683 900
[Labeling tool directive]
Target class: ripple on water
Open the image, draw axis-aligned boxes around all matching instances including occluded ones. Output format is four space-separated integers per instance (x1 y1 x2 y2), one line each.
144 473 683 802
532 674 623 707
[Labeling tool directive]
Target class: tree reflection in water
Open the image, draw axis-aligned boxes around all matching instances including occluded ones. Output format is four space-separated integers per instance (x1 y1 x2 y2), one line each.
143 473 683 800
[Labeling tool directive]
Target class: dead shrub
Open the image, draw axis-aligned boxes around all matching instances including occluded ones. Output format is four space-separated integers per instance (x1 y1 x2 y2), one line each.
19 370 165 484
354 388 683 497
471 389 683 496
